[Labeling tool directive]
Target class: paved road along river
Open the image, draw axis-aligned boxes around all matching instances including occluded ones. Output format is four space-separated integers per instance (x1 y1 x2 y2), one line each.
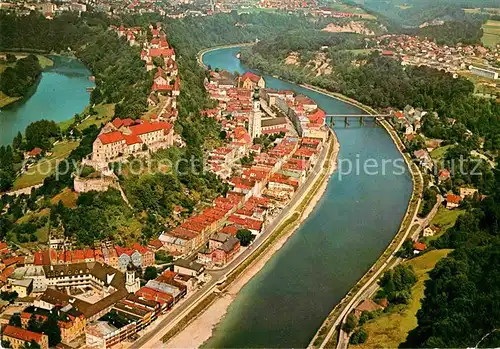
202 47 413 348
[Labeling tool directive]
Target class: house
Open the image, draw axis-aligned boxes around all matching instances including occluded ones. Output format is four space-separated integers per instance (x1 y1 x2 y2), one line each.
413 241 427 254
438 168 451 183
413 149 433 170
91 120 174 164
21 306 86 344
423 225 441 237
446 193 462 209
10 278 33 298
25 147 42 158
2 325 49 349
173 259 204 278
354 299 382 319
393 111 406 125
459 187 478 199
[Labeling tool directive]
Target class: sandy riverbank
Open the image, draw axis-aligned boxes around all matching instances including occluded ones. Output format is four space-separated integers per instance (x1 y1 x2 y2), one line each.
165 133 340 349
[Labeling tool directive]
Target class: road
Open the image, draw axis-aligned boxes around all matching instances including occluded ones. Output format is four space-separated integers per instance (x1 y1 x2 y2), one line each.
471 150 496 169
133 135 334 349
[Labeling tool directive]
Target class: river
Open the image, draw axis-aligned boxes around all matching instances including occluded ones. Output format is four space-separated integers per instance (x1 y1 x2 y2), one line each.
0 55 94 146
202 47 413 348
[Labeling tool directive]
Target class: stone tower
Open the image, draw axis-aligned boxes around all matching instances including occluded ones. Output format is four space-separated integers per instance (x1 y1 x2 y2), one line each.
248 87 261 141
125 264 140 293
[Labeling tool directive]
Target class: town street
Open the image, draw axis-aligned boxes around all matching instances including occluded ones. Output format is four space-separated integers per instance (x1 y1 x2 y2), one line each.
133 134 334 348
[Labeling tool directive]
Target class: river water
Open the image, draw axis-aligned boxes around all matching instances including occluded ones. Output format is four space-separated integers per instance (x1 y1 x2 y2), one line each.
0 55 94 146
202 47 413 348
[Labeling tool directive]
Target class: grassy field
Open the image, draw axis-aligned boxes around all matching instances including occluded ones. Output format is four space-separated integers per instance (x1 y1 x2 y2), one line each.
13 140 80 190
481 20 500 48
59 103 115 131
347 49 375 55
352 249 452 349
14 208 51 244
464 8 500 15
325 2 369 14
0 91 21 108
0 53 53 69
430 145 453 161
51 188 79 208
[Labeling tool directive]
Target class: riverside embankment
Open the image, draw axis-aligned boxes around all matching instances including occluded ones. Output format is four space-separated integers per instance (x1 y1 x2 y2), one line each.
196 46 414 348
302 86 423 349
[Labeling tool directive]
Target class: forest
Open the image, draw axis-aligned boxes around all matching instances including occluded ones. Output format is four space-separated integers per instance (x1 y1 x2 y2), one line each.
0 54 42 97
410 20 484 45
400 169 500 347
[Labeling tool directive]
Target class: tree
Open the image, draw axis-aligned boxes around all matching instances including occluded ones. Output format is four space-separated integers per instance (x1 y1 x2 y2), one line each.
236 229 254 246
27 314 42 332
40 312 61 347
9 313 21 327
144 266 158 281
12 132 23 150
350 327 368 344
24 120 60 151
378 264 417 304
342 312 358 334
6 53 17 63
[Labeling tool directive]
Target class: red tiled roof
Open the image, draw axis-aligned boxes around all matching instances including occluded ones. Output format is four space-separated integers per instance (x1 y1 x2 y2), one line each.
3 325 45 343
439 169 451 178
98 131 124 145
84 249 94 259
308 108 326 124
394 111 405 119
123 133 143 145
148 239 163 249
129 121 172 135
28 147 42 156
136 286 173 305
0 266 15 283
447 193 462 205
221 225 239 236
112 118 135 128
0 242 8 251
132 243 149 255
241 72 261 83
72 250 84 260
413 242 426 251
149 48 175 58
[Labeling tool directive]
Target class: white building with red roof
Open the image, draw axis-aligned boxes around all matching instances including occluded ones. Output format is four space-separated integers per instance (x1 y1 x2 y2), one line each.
238 72 266 90
91 118 174 163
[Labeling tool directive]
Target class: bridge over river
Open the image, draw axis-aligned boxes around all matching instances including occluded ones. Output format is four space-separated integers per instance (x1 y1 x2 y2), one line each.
326 113 393 126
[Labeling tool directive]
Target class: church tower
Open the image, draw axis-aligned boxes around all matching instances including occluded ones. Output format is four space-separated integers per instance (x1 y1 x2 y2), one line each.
125 264 140 293
248 87 261 141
